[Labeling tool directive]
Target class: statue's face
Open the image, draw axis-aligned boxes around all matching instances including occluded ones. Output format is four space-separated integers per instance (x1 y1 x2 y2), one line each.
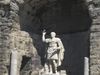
51 32 56 38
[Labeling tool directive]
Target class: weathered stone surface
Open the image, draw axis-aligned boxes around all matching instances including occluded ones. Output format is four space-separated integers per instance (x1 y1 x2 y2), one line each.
89 2 100 74
0 0 40 75
0 0 10 5
90 6 100 75
9 30 37 56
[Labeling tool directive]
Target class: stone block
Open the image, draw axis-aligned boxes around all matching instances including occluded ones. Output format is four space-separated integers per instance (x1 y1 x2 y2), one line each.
0 0 10 5
40 70 66 75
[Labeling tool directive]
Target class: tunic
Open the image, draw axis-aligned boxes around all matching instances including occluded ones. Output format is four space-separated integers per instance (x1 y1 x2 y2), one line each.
46 40 59 60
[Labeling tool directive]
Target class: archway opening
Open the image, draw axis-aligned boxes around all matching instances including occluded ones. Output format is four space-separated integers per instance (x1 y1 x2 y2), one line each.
19 0 92 75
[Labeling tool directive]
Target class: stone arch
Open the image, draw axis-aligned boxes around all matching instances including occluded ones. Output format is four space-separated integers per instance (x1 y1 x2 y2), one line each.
18 0 93 75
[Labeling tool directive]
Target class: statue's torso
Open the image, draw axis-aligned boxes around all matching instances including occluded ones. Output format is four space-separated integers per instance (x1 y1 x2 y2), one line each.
46 38 59 60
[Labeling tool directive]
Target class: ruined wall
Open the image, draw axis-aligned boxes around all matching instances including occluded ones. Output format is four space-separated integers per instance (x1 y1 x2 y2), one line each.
90 17 100 75
0 0 40 75
0 1 13 75
90 1 100 74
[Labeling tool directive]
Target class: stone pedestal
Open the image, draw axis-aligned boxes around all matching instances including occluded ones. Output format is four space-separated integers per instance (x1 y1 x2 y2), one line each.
10 49 18 75
40 70 66 75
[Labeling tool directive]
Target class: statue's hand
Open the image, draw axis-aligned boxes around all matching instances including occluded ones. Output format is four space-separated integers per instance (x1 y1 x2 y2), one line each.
43 30 46 35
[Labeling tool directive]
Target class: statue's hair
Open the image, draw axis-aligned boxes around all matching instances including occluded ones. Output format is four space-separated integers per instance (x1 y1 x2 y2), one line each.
51 32 56 36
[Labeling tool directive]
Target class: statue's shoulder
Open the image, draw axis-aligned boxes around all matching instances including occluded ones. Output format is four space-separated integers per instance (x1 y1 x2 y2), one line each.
55 37 61 41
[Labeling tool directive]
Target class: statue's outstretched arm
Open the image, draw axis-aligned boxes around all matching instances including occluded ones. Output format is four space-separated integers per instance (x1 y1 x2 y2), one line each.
42 31 50 43
42 31 46 42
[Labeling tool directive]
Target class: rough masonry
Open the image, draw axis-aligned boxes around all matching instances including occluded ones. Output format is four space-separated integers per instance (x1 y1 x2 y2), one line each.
0 0 100 75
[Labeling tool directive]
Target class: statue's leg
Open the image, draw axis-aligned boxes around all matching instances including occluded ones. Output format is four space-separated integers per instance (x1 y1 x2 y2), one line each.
49 60 53 73
44 63 49 73
53 60 58 73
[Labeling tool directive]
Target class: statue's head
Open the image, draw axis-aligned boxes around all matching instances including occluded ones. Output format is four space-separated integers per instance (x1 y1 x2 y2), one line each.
51 32 56 38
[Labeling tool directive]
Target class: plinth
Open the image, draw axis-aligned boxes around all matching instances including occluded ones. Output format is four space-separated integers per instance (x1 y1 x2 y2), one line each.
40 70 66 75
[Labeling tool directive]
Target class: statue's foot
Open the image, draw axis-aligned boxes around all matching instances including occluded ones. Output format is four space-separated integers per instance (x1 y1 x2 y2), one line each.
49 71 52 74
55 72 60 75
44 71 49 74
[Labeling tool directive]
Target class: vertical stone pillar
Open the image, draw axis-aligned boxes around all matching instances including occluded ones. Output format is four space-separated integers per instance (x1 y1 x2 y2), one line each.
10 49 18 75
84 57 89 75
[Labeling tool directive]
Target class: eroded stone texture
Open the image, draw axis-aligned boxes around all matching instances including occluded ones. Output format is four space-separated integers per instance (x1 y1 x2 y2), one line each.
9 29 38 75
90 0 100 75
0 3 12 75
90 17 100 75
0 0 40 75
0 0 10 5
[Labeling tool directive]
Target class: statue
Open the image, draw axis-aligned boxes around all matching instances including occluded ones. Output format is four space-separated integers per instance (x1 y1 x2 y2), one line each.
42 31 65 74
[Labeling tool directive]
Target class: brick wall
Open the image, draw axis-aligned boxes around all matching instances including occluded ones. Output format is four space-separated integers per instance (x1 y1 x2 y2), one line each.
90 17 100 75
0 4 12 75
89 0 100 75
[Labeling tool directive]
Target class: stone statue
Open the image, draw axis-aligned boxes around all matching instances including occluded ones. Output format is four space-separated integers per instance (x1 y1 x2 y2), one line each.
42 31 65 74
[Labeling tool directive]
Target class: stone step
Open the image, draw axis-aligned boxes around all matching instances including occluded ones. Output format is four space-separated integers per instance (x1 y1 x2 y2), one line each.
40 70 66 75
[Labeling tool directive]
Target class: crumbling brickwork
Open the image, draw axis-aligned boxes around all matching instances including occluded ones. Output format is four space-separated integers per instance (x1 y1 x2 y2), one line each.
90 17 100 75
0 2 12 75
0 0 39 75
89 0 100 75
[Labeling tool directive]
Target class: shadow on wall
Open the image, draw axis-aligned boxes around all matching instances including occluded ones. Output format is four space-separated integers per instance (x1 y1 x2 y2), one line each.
19 0 92 34
59 31 90 75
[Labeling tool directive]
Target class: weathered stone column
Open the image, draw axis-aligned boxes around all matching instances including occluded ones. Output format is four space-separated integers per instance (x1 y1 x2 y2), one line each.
84 57 89 75
10 49 18 75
